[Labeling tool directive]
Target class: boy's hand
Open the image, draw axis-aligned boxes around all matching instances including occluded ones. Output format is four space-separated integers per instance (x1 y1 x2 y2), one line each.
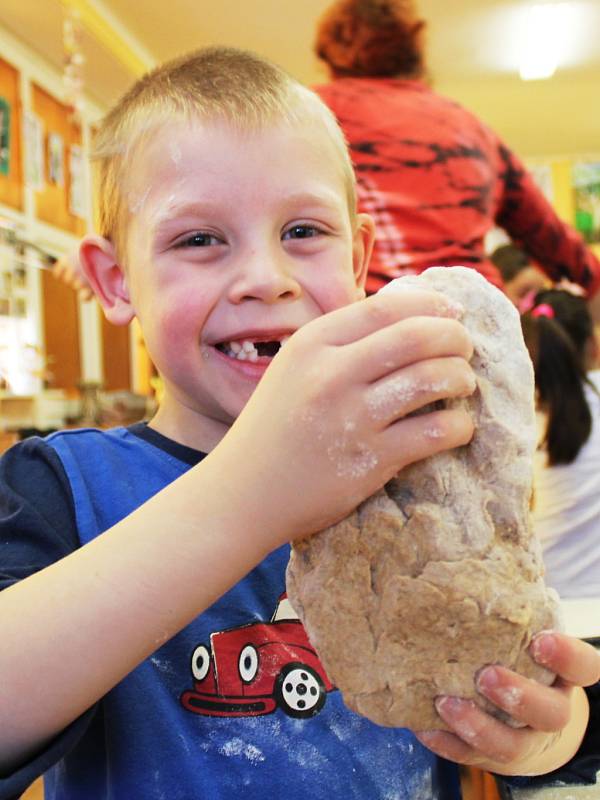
415 631 600 776
216 289 475 548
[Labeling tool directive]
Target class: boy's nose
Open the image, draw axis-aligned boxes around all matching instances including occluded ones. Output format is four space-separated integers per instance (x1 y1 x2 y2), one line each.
229 250 302 304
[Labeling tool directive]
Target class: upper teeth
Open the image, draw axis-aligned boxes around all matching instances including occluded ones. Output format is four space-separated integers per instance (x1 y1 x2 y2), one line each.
223 336 290 361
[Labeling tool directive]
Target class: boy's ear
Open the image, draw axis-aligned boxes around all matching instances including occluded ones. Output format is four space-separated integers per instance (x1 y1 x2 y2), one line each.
352 213 376 299
79 235 135 326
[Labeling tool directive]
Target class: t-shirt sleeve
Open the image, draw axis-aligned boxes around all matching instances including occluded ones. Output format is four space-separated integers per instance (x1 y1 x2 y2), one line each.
0 435 80 588
493 140 600 297
0 436 96 799
0 709 97 800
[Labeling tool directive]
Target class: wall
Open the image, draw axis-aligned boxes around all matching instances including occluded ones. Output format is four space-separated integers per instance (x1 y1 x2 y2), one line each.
0 23 135 413
435 74 600 161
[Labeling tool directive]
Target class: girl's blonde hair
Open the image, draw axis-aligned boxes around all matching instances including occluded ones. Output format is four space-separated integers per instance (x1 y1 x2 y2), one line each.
92 47 357 256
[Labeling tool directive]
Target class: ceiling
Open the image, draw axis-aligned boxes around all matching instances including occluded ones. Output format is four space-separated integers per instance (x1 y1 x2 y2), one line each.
0 0 598 157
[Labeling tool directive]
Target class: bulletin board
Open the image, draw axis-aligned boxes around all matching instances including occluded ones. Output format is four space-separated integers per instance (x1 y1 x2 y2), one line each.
0 56 23 211
573 162 600 245
550 159 600 261
31 83 86 236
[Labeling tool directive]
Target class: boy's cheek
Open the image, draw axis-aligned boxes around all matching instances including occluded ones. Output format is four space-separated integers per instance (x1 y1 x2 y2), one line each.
319 280 365 313
139 303 196 356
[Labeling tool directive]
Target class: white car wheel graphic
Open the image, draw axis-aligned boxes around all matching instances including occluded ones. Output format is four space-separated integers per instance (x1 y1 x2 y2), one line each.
275 662 326 718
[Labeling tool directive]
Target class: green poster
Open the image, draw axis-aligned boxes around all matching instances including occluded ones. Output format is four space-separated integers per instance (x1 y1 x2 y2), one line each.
0 97 10 176
573 162 600 245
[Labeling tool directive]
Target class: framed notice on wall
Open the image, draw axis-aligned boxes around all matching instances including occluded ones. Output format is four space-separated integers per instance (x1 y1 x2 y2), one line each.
23 112 44 190
0 97 10 176
48 132 64 186
68 144 86 217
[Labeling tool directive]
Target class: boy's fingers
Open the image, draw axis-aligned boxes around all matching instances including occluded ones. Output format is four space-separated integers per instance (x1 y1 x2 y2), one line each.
476 666 571 732
313 289 464 347
365 357 476 425
382 407 474 471
530 631 600 687
426 697 540 766
415 730 483 766
353 316 474 383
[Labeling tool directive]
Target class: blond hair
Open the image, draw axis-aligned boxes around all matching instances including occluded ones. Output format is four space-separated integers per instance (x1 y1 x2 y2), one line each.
92 46 357 256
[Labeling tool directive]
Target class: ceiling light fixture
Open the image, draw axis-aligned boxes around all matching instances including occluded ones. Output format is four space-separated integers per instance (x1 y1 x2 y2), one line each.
518 2 571 81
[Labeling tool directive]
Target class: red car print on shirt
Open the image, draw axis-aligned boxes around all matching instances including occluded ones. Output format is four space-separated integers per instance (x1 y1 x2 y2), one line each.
180 595 335 719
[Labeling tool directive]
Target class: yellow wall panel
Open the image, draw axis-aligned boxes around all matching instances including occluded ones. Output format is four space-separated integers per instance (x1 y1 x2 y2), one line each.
550 160 576 225
31 83 86 236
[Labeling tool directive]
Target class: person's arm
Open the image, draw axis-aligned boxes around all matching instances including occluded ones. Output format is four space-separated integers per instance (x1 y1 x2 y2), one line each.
494 142 600 306
0 437 98 792
0 289 476 773
416 631 600 778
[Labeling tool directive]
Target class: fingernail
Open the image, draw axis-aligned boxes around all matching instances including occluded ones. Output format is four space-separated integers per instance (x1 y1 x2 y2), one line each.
476 665 499 692
435 697 478 741
531 631 556 665
434 696 462 716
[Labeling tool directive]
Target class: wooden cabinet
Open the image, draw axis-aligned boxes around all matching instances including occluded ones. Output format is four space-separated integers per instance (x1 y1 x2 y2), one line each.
101 312 131 391
40 267 81 393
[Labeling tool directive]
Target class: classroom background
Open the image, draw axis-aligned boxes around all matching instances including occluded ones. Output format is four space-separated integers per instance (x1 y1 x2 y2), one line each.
0 0 599 443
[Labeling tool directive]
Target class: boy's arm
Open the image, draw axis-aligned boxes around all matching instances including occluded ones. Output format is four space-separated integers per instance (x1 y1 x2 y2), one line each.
0 289 476 773
416 631 600 778
0 452 279 772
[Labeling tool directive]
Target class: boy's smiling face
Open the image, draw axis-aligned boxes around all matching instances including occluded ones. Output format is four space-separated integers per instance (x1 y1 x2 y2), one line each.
111 118 373 447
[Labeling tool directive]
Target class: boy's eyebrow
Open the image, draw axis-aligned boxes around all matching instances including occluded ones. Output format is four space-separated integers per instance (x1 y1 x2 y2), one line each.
151 201 225 230
151 191 345 230
281 190 346 211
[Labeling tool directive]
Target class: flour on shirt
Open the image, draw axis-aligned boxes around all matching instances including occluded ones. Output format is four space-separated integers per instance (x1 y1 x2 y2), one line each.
218 738 266 764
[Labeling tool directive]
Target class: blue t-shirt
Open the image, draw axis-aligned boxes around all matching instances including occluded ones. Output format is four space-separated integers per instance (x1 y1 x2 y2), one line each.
0 425 464 800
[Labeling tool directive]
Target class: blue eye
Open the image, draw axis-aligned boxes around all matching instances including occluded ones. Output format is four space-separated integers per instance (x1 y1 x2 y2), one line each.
283 225 321 240
177 232 222 248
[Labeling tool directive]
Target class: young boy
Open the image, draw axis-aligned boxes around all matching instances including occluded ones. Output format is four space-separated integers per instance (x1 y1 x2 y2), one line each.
0 48 598 800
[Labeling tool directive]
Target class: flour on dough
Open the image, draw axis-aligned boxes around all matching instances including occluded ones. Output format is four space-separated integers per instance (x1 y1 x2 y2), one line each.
286 266 561 731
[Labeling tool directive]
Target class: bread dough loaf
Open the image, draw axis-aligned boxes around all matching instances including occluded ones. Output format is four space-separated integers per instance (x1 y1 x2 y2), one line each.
286 266 561 730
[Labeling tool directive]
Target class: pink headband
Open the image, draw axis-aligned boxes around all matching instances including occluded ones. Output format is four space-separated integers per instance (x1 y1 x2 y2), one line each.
531 303 555 319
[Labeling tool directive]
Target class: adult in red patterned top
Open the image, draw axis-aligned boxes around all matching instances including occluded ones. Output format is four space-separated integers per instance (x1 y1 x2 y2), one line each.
313 0 600 298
